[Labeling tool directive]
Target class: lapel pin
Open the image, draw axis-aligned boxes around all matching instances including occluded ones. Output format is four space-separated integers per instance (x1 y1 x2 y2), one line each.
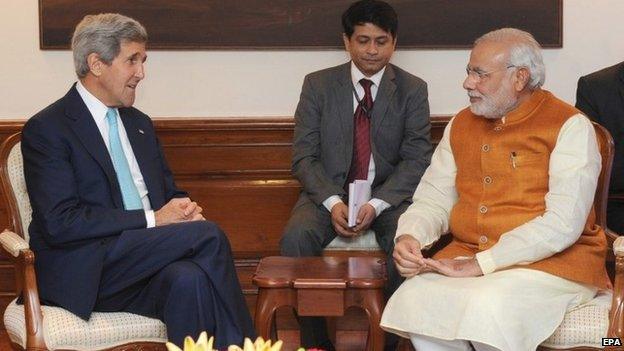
138 129 145 134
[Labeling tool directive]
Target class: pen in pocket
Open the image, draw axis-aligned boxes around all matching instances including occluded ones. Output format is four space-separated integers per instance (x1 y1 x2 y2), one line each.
510 151 517 169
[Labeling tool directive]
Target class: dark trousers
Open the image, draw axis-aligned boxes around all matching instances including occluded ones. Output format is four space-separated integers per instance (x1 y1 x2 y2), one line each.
280 200 409 348
93 220 255 348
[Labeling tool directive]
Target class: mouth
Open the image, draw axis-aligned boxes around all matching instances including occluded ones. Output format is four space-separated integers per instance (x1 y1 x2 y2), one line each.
126 83 138 90
363 58 381 64
467 92 482 103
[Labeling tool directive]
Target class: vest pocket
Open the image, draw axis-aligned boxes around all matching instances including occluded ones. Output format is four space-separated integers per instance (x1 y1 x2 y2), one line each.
508 151 549 193
511 151 546 167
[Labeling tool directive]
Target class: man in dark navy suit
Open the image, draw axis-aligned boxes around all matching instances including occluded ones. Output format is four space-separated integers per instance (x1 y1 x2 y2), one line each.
576 62 624 234
21 13 254 348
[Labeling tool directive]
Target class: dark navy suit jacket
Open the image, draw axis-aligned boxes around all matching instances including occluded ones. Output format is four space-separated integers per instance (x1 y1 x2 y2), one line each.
576 62 624 195
21 85 187 320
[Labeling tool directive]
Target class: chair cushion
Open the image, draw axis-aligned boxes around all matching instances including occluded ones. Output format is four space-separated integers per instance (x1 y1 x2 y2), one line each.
4 299 167 350
540 291 611 349
6 142 33 241
324 229 381 251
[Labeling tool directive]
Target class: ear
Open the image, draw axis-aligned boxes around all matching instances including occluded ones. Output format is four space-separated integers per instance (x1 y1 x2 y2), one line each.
342 33 351 51
514 67 531 91
87 53 104 77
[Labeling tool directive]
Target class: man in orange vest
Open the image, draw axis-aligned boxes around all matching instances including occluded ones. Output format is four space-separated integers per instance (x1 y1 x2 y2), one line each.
380 28 608 351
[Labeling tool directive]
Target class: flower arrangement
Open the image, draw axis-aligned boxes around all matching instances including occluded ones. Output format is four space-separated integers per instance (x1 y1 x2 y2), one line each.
165 332 283 351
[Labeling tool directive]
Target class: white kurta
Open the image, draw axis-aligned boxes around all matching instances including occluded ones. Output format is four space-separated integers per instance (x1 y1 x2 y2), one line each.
380 114 602 350
381 269 596 350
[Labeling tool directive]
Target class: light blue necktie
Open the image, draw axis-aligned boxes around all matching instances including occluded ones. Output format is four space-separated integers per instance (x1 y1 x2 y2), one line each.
106 108 143 210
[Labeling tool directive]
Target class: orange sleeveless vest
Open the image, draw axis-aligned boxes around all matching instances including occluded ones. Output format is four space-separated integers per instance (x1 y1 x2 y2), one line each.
436 89 609 289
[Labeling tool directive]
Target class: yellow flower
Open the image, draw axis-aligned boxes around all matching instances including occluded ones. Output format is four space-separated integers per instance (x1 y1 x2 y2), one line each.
166 331 215 351
227 337 283 351
166 333 282 351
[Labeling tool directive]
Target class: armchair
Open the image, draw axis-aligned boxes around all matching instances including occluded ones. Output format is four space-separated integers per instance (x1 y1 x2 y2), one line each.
0 132 168 350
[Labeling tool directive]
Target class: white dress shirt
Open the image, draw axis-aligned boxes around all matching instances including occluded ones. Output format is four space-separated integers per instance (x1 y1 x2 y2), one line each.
322 62 392 217
396 113 601 274
76 81 156 227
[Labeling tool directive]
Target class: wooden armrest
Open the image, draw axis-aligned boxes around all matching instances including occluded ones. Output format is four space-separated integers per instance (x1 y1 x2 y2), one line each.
609 235 624 339
0 229 28 257
0 230 46 349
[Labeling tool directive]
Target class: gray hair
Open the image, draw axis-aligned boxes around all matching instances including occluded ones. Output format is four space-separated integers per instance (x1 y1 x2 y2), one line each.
475 28 545 89
71 13 147 78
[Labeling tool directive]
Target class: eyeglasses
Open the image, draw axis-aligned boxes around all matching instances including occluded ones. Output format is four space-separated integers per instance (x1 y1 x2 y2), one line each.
466 65 516 82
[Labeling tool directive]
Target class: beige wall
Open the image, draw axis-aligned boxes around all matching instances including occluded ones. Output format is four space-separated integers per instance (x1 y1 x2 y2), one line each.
1 0 623 119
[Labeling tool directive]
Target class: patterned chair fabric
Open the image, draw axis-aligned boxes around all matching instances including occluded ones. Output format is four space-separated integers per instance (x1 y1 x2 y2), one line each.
4 300 166 350
6 143 31 241
541 291 611 349
1 140 167 350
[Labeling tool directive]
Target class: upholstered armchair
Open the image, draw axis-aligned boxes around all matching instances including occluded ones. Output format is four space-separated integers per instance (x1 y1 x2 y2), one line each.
536 123 623 349
392 122 623 351
0 133 168 350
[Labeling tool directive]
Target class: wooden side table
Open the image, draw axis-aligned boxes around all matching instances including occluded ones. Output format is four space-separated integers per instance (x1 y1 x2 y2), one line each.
252 256 386 351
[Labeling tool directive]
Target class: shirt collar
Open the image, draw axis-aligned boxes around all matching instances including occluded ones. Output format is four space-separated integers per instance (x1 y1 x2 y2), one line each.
350 62 385 88
75 80 116 123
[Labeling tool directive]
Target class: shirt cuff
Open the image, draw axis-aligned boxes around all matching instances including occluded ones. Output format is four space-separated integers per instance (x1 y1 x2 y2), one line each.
145 210 155 228
322 195 343 212
368 198 391 217
475 250 497 275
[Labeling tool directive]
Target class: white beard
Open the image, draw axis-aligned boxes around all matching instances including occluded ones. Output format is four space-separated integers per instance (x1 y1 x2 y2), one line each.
468 81 518 119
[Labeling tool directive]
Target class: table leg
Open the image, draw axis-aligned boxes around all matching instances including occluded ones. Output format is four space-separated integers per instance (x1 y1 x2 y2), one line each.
360 289 385 351
254 288 296 341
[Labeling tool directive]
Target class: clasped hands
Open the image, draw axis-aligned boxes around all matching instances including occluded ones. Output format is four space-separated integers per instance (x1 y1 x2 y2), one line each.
155 197 205 226
330 202 376 237
393 235 484 278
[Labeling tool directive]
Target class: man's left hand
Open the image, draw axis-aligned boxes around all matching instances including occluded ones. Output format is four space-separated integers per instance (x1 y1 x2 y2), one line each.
352 204 375 233
423 258 483 277
179 200 204 220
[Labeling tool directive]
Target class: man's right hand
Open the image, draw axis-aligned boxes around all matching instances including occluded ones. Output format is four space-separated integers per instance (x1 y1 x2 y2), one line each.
330 202 358 237
393 235 429 278
155 197 205 226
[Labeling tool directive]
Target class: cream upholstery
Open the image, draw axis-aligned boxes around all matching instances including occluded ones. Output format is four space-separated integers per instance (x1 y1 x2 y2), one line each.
541 291 611 349
614 236 624 255
325 229 380 251
0 230 28 257
6 143 31 240
4 300 166 350
2 139 168 350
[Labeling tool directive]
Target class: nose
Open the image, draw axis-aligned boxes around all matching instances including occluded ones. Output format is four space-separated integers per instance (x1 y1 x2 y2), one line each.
366 41 378 55
135 62 145 80
463 74 476 90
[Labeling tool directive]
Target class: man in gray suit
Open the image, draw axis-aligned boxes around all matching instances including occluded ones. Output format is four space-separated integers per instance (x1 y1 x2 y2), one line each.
280 0 432 348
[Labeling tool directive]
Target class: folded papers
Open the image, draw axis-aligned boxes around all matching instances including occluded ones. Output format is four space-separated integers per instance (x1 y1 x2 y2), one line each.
348 180 371 227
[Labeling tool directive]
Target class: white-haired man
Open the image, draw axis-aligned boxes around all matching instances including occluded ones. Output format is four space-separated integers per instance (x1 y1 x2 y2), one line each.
380 28 609 351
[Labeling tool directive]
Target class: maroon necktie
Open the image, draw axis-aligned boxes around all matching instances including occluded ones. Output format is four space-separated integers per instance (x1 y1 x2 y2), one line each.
346 78 373 186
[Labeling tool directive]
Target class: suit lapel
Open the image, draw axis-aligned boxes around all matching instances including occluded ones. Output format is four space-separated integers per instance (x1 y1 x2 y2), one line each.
64 86 123 208
335 63 355 166
371 65 397 137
